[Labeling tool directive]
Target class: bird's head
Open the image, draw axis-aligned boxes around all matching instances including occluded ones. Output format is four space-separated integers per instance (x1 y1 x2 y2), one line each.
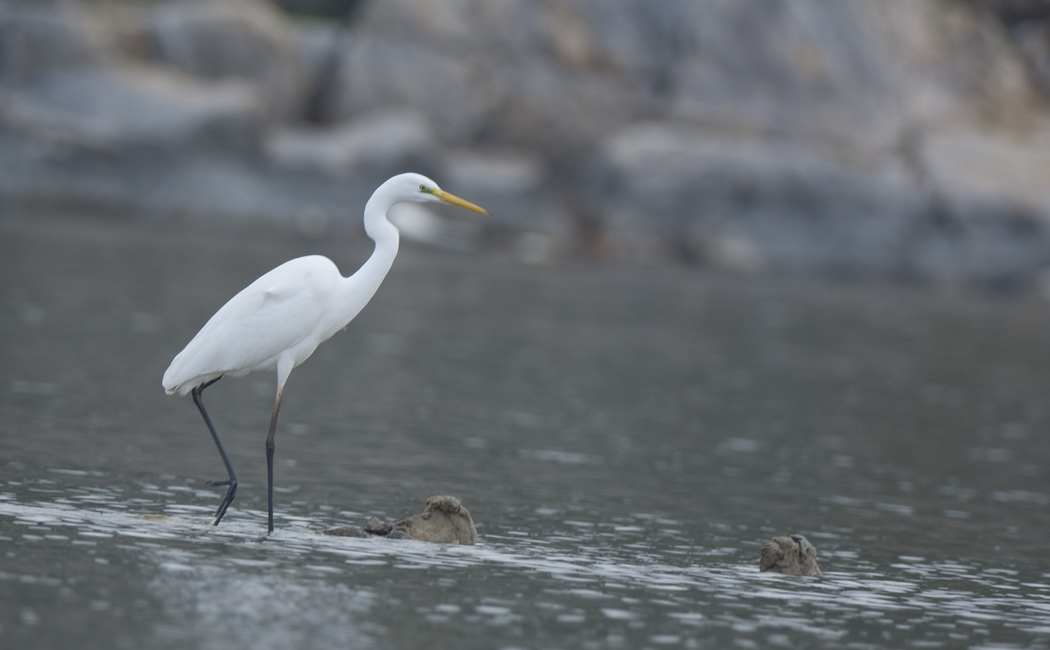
389 172 489 215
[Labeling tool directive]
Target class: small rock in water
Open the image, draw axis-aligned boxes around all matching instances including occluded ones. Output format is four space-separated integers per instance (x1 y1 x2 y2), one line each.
322 495 477 545
321 525 366 538
759 534 822 577
364 517 393 536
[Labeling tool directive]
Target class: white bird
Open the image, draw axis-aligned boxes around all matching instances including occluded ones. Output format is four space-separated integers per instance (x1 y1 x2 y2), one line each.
162 173 488 532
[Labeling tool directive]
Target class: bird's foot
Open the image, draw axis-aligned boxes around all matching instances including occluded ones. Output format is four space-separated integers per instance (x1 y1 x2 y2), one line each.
210 480 238 526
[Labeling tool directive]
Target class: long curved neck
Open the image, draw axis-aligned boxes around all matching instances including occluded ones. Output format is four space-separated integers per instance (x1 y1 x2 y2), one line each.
359 190 401 286
335 188 400 326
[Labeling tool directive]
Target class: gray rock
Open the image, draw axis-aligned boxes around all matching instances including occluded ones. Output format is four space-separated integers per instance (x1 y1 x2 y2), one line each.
265 108 435 178
320 524 367 538
321 0 1050 282
0 128 366 226
0 66 264 156
323 495 478 545
323 0 1032 149
0 2 117 82
2 0 1050 284
321 0 645 146
287 21 348 122
597 122 925 273
759 534 823 578
146 0 309 121
387 495 478 545
442 149 545 198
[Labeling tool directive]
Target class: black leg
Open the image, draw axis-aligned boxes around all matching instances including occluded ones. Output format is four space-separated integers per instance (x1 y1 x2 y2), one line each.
265 386 284 534
191 377 238 526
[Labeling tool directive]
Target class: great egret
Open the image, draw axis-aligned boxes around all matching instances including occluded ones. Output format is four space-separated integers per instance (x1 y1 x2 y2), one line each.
162 172 489 533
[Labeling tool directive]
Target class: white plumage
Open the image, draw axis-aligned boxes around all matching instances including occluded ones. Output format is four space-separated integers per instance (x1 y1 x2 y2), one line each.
162 173 488 532
164 255 356 395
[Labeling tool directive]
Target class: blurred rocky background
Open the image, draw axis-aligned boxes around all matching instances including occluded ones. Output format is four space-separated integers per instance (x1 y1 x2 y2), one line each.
5 0 1050 286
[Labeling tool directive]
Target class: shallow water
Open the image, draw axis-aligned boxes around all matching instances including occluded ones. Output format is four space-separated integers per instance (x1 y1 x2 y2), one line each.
2 214 1049 649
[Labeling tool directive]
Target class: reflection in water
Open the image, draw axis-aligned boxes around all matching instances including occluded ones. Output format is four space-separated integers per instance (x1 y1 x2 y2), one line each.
2 217 1050 648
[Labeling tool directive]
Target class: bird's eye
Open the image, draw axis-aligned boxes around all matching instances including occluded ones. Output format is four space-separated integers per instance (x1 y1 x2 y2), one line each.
419 184 426 191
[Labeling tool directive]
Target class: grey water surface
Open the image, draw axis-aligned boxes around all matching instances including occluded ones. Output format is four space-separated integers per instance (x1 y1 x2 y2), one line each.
1 214 1049 649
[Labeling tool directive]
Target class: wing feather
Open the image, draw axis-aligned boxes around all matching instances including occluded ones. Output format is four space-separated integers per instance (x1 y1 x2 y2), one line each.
163 256 341 394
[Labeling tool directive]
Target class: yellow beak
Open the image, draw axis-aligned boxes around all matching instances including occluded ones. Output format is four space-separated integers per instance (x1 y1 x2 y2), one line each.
434 189 490 215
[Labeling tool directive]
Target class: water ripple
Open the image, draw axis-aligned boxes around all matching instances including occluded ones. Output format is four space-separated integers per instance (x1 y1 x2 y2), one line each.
2 493 1048 648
